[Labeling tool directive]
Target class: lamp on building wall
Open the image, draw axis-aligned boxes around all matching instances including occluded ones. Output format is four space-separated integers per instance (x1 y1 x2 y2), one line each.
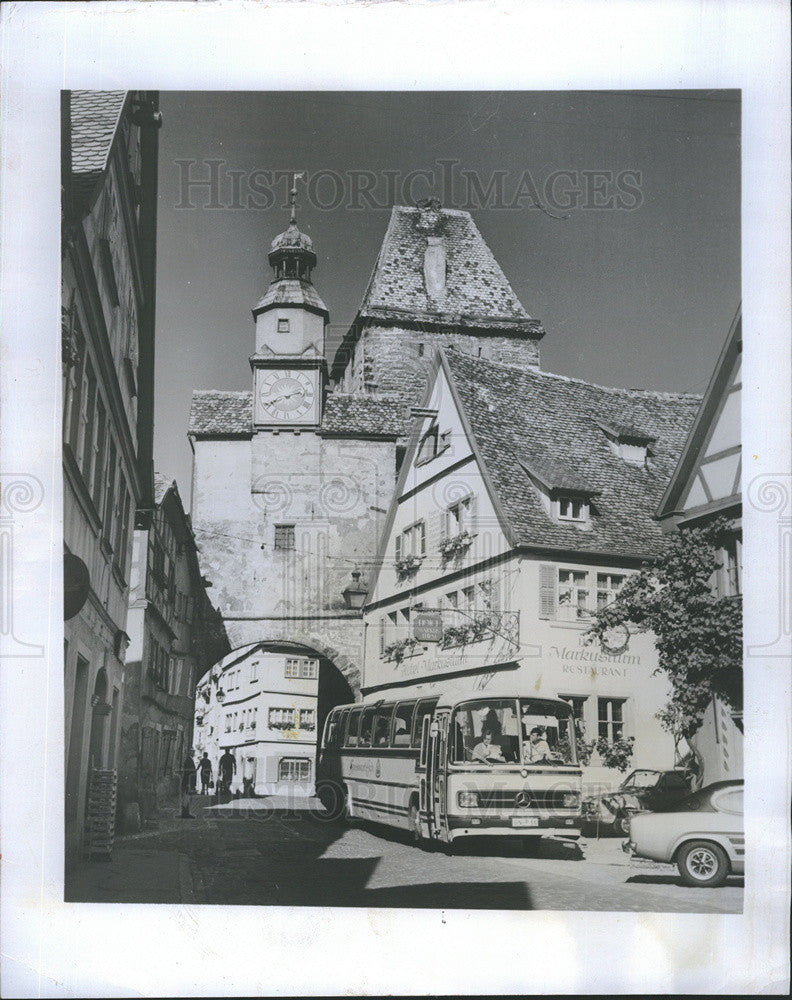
216 688 226 704
342 569 368 611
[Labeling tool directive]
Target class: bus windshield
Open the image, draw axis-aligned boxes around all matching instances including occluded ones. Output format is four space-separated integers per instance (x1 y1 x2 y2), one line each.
449 698 577 766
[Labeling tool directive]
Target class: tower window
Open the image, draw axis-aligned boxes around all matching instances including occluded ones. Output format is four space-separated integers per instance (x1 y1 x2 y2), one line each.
277 318 290 333
417 343 424 357
274 524 295 550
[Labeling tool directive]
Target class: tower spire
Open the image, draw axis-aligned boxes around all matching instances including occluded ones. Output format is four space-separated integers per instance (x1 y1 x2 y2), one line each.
290 172 303 225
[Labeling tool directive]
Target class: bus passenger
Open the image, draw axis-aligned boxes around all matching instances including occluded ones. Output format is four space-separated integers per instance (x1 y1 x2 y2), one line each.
471 731 505 763
524 726 553 763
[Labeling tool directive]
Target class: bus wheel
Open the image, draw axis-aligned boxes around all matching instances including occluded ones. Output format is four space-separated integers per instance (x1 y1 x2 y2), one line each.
317 782 347 822
408 800 422 843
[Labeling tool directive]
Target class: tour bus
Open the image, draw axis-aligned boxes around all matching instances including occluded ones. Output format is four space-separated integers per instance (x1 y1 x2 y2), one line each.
316 687 582 848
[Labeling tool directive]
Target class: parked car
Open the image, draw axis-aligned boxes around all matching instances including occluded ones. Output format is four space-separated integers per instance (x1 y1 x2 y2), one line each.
582 768 692 835
627 780 744 887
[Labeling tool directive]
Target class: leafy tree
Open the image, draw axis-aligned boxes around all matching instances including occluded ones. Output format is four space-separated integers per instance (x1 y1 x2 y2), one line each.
585 517 742 742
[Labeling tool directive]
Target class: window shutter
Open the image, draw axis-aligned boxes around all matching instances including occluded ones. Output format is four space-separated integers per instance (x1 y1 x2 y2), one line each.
395 533 402 561
379 617 386 656
440 509 449 540
419 521 426 557
491 577 501 613
539 563 557 619
470 493 478 534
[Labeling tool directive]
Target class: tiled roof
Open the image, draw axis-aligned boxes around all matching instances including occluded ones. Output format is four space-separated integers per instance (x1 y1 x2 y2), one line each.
189 391 253 437
357 206 542 334
444 351 701 557
320 394 405 438
68 90 128 203
253 279 328 316
153 473 176 505
189 389 404 438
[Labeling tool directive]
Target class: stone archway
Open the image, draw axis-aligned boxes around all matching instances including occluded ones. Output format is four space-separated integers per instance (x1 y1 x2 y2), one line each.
201 637 357 797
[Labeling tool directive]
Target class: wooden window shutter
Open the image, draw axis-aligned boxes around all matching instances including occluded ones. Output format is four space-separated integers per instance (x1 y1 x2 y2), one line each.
419 521 426 557
539 563 557 619
440 509 449 540
470 493 478 534
379 617 386 656
395 533 402 561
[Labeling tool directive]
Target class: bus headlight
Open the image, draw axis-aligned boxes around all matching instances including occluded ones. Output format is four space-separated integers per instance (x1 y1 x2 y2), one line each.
458 791 479 808
563 792 580 808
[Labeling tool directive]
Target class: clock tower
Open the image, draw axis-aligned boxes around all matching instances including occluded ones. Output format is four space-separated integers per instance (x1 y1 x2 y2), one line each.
251 180 329 427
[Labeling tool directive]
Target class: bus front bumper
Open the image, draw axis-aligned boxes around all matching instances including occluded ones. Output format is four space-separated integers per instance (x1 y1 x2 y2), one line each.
447 813 581 840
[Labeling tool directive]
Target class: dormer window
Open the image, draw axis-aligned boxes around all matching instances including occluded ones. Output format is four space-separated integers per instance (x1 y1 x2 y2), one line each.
277 317 290 333
597 420 656 467
520 458 597 529
557 494 588 522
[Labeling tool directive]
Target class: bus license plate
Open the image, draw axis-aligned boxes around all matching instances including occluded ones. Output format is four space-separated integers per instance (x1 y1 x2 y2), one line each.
511 816 539 828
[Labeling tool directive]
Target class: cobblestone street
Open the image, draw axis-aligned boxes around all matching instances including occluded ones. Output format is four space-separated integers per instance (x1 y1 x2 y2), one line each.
66 798 743 913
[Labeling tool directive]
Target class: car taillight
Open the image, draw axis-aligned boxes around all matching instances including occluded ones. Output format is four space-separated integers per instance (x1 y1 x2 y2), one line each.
563 792 580 808
458 791 479 808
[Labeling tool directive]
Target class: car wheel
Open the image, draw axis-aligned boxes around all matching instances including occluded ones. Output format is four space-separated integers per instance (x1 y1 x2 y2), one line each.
616 810 633 837
677 840 729 887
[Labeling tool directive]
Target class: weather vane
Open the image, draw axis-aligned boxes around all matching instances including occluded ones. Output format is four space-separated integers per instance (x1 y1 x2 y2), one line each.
290 172 304 224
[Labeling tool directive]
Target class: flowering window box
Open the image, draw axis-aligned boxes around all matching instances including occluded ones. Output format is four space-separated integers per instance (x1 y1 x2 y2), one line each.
438 530 474 562
394 554 423 578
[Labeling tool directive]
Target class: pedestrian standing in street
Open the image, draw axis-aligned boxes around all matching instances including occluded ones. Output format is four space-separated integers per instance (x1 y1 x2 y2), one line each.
199 751 213 795
180 748 197 818
218 748 236 797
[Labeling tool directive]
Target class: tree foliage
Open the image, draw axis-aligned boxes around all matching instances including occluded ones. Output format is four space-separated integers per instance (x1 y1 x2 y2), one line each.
585 518 742 740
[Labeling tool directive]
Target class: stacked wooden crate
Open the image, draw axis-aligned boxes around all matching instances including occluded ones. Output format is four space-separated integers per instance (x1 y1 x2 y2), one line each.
83 769 118 859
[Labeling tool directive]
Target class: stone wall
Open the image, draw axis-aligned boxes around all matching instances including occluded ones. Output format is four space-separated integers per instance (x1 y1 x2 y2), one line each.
336 322 541 402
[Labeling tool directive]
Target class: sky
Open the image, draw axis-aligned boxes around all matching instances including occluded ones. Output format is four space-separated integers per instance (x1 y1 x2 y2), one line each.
153 91 740 508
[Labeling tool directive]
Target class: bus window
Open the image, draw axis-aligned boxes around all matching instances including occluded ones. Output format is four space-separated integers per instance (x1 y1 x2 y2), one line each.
322 711 338 749
359 706 377 747
412 698 438 749
392 702 416 747
450 698 521 764
518 698 577 765
345 708 362 747
372 704 395 747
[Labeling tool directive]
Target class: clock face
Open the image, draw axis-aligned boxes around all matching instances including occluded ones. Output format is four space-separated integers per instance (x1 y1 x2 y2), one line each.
257 369 317 423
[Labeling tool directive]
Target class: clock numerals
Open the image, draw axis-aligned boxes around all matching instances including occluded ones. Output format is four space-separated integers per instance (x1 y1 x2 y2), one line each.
257 370 317 423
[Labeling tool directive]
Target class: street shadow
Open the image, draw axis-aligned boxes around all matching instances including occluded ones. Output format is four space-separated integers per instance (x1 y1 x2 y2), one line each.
626 873 745 889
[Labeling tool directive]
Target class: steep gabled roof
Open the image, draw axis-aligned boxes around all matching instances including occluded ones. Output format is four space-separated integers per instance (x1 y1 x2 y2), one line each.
68 90 128 206
331 204 544 381
443 350 701 557
188 389 404 439
656 306 742 523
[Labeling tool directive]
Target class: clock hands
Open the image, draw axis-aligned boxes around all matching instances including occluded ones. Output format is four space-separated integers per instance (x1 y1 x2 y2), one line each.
266 389 305 406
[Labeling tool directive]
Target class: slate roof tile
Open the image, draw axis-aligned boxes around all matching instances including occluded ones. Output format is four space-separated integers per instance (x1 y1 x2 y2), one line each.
189 391 253 437
444 350 701 557
358 206 541 334
69 90 128 203
188 389 405 439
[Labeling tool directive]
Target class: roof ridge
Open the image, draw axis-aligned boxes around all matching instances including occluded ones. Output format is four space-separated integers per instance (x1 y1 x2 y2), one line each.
444 349 702 400
192 388 252 397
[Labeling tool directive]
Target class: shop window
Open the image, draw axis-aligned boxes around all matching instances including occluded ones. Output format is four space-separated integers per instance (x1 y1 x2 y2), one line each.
278 758 310 782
